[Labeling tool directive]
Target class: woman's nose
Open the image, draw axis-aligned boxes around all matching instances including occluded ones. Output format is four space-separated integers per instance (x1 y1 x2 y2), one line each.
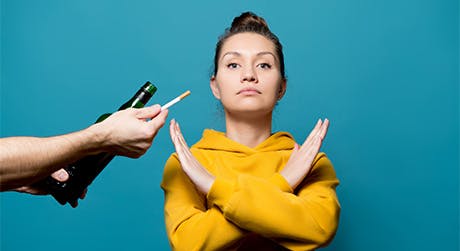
240 66 258 83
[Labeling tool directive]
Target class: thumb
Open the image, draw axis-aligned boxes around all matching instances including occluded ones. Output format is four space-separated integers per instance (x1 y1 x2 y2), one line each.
136 104 161 119
51 169 69 182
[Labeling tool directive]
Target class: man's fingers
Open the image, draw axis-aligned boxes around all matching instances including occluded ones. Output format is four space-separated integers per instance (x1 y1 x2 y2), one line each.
14 186 48 195
50 169 69 182
148 109 168 132
70 200 78 208
80 189 88 199
136 104 162 119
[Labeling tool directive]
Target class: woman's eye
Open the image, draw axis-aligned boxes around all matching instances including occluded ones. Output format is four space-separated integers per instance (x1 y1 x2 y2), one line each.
258 63 272 69
227 63 239 69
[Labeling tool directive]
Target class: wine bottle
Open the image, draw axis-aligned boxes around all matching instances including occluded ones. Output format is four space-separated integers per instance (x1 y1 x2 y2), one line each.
42 81 157 206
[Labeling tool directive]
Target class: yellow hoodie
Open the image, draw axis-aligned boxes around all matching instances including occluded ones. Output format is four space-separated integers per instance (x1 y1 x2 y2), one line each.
161 129 340 251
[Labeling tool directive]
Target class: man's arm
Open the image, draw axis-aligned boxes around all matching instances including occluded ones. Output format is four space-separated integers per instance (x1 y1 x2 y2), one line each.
0 129 103 191
0 105 168 191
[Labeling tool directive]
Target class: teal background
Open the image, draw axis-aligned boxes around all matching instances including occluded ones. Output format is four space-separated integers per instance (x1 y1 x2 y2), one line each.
1 0 458 250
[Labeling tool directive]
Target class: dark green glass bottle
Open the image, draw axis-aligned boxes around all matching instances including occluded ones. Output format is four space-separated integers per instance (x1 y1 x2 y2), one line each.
43 81 157 206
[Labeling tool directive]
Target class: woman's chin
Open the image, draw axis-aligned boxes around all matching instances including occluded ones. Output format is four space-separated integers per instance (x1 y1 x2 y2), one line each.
225 106 274 118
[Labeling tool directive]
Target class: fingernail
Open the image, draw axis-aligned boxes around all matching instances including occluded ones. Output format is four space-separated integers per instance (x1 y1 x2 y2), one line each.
58 170 67 180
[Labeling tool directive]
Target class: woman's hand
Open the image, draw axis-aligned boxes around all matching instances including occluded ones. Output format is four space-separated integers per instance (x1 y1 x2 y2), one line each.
280 119 329 190
169 119 215 194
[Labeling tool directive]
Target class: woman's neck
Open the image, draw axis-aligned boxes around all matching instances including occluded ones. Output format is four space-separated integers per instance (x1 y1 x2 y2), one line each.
224 111 273 148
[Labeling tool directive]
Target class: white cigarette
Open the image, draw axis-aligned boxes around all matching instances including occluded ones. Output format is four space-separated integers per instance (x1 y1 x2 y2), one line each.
161 90 191 111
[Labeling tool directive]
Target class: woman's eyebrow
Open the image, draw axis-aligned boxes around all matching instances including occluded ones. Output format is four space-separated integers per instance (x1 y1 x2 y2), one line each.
257 52 276 60
221 51 241 60
221 51 276 61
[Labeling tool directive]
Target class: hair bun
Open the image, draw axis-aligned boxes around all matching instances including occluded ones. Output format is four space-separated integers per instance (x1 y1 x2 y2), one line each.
213 11 285 79
230 12 269 32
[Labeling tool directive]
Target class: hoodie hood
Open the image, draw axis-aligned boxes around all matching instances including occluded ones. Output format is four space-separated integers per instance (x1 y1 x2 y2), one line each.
192 129 295 156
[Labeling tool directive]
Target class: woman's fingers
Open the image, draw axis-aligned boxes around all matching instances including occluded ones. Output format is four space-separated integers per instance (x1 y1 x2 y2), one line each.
318 118 329 140
170 120 184 155
297 136 322 172
306 135 322 160
293 143 300 151
170 119 195 167
282 119 330 190
302 119 322 146
301 118 330 150
169 119 176 142
175 122 189 149
174 122 191 157
171 120 183 147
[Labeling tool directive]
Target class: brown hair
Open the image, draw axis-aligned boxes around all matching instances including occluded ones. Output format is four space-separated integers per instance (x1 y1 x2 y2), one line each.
213 12 286 80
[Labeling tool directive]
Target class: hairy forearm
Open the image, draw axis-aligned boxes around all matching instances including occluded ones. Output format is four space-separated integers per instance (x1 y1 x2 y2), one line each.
0 126 104 190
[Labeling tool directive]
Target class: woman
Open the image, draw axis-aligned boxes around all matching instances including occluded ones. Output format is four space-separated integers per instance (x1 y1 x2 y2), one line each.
161 12 340 251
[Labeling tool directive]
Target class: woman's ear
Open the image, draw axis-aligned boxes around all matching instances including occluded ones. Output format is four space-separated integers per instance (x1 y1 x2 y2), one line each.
210 76 221 100
278 79 287 100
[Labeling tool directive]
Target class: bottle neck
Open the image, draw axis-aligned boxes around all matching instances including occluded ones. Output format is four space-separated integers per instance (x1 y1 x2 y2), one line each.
119 90 152 110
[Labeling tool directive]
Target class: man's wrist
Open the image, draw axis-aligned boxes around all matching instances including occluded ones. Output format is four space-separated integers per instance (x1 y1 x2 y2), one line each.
82 123 109 155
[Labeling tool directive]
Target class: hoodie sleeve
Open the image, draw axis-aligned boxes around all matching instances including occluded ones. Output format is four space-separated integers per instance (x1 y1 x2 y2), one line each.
206 153 340 251
160 154 245 251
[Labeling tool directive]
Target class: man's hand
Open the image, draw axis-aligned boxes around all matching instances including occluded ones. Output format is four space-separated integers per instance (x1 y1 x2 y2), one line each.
1 104 168 197
90 104 169 158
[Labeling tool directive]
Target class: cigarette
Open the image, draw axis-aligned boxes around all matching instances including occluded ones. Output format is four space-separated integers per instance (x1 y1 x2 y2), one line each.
161 90 191 111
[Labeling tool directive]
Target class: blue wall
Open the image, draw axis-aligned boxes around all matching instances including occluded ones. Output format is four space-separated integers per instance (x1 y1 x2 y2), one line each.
1 1 458 250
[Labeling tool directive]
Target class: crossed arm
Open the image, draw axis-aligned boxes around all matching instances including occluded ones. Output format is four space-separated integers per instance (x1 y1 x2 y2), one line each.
162 119 340 251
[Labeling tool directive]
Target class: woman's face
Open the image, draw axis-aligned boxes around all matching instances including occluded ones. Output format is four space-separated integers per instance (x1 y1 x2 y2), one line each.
211 32 286 117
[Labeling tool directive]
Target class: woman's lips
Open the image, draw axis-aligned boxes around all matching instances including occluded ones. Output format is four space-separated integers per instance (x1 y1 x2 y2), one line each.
237 87 262 95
